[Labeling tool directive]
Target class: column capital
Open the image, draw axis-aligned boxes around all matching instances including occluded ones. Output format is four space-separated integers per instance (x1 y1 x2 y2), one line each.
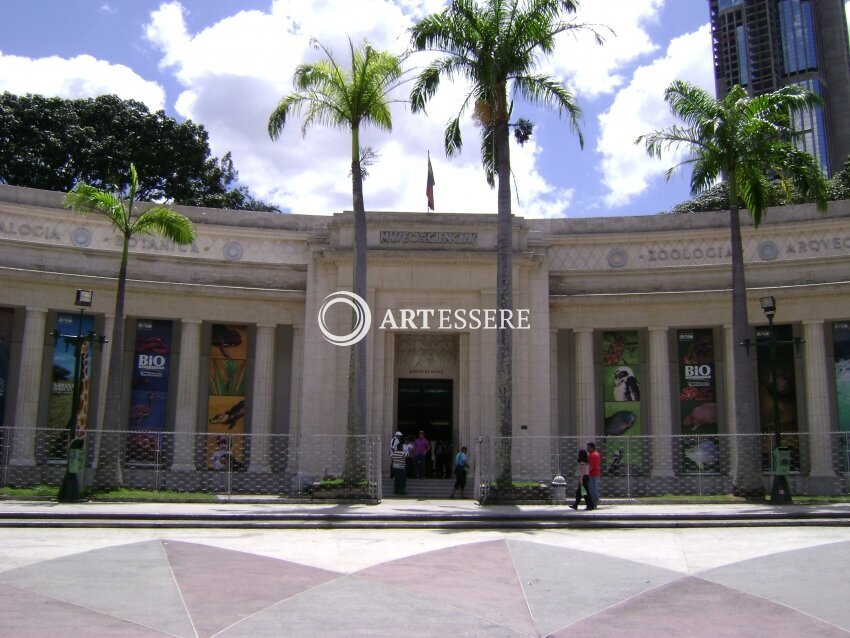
573 327 594 335
181 318 203 325
257 323 277 330
802 319 825 327
648 326 668 333
24 306 48 314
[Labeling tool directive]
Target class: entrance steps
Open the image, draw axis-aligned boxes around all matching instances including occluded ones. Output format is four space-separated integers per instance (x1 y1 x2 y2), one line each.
382 478 459 499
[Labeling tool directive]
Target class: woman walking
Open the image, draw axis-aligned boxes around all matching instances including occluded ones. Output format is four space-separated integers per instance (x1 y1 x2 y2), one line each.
568 449 592 510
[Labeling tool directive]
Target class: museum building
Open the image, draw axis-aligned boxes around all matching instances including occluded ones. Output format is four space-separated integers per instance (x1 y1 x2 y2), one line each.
0 184 848 495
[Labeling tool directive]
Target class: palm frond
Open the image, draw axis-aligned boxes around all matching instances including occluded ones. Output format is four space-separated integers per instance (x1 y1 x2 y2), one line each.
132 207 196 244
444 117 463 157
63 184 128 230
512 73 583 147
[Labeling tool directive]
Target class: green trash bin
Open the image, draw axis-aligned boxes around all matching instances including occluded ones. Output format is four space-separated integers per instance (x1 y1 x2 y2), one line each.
773 447 791 476
68 448 85 474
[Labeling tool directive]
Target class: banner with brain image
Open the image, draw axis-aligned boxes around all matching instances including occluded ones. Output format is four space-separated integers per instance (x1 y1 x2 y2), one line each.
601 330 643 475
678 329 720 473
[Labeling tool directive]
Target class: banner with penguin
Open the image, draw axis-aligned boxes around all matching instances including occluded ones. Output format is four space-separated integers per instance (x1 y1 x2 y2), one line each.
601 330 643 475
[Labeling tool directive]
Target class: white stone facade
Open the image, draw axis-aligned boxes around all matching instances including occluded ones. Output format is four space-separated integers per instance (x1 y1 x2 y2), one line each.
1 185 849 489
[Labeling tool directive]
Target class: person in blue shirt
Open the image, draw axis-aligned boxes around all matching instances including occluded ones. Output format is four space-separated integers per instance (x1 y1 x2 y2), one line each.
451 446 468 498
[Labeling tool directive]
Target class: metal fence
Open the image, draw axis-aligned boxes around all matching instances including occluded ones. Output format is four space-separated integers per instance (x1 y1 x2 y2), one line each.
0 427 381 500
3 426 849 502
477 432 850 503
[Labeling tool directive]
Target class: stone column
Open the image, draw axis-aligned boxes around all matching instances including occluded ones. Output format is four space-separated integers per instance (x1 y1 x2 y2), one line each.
249 324 276 473
171 320 201 471
648 327 674 476
802 320 834 477
94 314 114 430
10 307 47 465
722 323 743 479
574 328 596 442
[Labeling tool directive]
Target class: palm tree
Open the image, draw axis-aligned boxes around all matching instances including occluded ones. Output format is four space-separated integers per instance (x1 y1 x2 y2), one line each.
638 81 827 494
63 164 196 488
268 39 406 479
410 0 599 486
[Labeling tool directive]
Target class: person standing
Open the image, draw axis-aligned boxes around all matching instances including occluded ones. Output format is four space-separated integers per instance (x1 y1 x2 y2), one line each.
568 449 592 510
404 436 415 477
389 430 402 477
451 446 468 498
413 430 431 479
586 441 601 510
391 442 408 495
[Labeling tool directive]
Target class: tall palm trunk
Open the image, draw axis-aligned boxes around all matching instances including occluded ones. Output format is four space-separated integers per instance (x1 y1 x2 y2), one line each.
728 184 762 494
494 85 513 487
93 233 129 489
345 125 368 481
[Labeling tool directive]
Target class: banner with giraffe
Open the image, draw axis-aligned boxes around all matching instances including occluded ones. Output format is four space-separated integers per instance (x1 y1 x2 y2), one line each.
126 319 173 465
206 324 248 470
47 312 95 459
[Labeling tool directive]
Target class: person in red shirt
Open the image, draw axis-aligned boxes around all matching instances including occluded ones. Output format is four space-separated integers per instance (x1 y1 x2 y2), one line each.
586 442 601 510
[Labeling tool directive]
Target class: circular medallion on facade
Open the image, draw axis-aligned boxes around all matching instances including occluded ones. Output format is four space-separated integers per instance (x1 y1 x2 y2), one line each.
223 241 243 261
607 248 628 268
757 241 779 261
71 228 92 247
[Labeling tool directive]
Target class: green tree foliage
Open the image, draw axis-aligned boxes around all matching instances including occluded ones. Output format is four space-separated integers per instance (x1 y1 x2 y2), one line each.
64 164 195 488
0 92 278 211
268 39 406 479
667 155 850 214
638 81 828 495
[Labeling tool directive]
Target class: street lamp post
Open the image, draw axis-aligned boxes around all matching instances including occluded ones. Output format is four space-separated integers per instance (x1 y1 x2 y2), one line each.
53 289 107 503
759 296 792 504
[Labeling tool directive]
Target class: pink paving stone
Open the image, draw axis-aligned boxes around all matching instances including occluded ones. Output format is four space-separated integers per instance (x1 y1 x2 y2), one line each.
357 539 536 636
162 540 340 638
0 582 170 637
553 576 849 638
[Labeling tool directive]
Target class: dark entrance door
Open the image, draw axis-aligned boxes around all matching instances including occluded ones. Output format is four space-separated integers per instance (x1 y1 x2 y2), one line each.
397 379 452 475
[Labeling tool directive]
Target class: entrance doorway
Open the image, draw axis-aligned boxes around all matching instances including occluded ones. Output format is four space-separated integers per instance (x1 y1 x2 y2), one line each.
397 379 453 476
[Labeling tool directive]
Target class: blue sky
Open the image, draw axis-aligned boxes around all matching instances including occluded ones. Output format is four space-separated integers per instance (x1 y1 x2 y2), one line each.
1 1 848 218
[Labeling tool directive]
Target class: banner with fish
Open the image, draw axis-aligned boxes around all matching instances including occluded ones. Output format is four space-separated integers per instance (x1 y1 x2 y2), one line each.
832 322 850 472
126 319 173 465
47 312 95 460
601 331 644 474
206 324 248 470
678 329 720 473
756 324 799 471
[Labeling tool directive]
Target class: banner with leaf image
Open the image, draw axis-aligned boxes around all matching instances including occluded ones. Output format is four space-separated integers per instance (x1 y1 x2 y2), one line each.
206 324 247 470
601 330 643 475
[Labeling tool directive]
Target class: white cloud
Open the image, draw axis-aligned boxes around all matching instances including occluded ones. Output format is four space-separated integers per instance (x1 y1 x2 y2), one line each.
0 51 165 110
597 23 714 208
549 0 665 98
144 0 575 216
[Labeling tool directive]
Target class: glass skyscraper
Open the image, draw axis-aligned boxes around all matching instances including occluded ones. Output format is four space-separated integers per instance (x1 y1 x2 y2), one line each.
709 0 850 176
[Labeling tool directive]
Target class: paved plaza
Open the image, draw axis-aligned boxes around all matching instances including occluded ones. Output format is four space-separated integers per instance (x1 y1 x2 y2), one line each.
1 500 850 636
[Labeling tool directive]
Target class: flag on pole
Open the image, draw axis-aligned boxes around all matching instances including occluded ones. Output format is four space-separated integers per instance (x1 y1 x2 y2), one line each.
426 152 435 211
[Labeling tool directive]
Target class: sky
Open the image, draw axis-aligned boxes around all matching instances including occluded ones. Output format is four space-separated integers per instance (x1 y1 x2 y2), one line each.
1 1 848 219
